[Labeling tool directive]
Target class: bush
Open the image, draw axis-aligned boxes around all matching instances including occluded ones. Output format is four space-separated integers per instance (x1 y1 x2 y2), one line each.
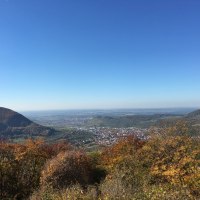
30 185 98 200
0 139 51 199
40 151 93 189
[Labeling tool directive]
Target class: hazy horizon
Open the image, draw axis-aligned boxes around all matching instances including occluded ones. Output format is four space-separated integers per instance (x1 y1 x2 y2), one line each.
19 107 198 114
3 103 200 112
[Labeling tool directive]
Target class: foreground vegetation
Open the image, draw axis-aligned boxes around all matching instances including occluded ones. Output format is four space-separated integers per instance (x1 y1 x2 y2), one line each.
0 121 199 199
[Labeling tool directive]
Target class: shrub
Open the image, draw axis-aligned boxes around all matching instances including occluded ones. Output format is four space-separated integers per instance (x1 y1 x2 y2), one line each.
0 139 51 199
40 151 93 189
30 184 98 200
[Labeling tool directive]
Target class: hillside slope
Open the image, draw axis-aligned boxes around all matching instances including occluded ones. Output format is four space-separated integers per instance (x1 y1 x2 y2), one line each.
86 114 178 128
0 107 55 138
186 109 200 118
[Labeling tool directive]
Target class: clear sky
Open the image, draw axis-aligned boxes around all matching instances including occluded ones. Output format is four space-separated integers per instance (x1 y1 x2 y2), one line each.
0 0 200 111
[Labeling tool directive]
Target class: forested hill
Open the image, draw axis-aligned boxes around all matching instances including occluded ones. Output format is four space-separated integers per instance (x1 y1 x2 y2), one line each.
0 107 32 127
186 109 200 118
0 107 55 138
86 114 179 128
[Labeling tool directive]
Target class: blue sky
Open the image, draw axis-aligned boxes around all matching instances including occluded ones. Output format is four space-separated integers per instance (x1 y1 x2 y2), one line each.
0 0 200 111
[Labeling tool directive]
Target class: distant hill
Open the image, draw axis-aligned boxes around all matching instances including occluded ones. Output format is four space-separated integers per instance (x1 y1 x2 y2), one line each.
0 107 55 139
186 109 200 118
184 109 200 128
86 114 179 128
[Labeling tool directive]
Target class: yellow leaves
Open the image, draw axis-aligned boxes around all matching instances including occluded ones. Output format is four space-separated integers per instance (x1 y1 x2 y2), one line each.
146 135 200 195
151 164 180 181
15 151 26 161
162 168 180 177
164 120 191 136
180 156 193 165
142 145 151 152
151 166 159 175
101 136 145 171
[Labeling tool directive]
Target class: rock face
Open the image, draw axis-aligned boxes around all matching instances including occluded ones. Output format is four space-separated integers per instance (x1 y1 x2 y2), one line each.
0 107 55 138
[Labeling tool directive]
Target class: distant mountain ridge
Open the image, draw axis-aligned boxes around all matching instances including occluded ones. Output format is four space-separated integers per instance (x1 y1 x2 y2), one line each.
0 107 55 138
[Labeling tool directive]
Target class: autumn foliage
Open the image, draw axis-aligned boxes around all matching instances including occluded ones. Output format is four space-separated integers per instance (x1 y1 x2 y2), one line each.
0 139 71 199
40 150 93 188
99 123 200 199
101 136 145 170
0 121 199 199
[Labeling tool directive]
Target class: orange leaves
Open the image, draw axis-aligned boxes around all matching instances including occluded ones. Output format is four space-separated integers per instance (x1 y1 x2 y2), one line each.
40 150 93 189
0 139 72 199
101 136 145 171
